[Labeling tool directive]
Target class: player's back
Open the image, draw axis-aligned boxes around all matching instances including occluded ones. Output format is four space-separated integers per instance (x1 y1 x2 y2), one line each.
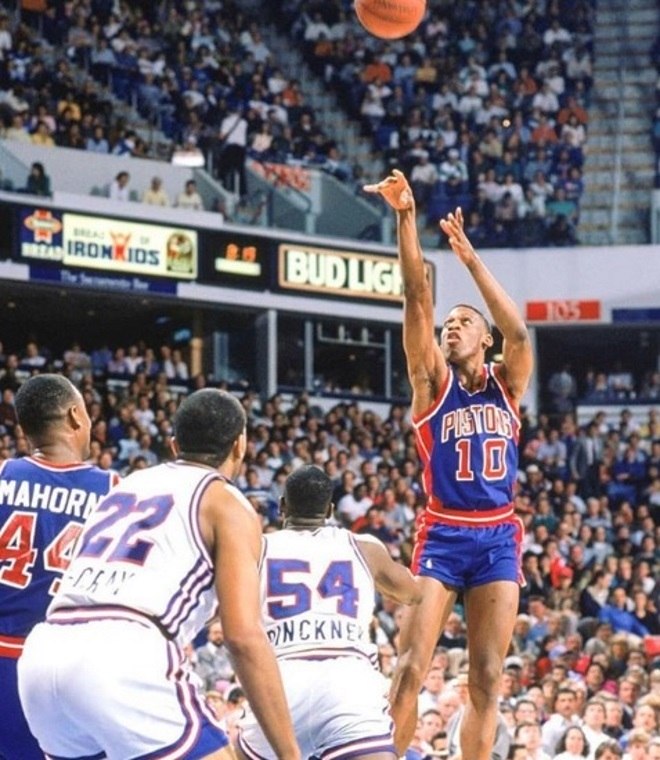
51 461 222 646
0 456 116 644
260 525 377 663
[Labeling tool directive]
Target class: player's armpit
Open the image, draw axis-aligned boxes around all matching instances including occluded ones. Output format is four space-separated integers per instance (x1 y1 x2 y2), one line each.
354 535 422 605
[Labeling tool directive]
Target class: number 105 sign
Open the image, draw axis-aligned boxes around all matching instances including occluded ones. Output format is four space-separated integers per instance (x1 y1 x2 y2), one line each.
526 300 601 323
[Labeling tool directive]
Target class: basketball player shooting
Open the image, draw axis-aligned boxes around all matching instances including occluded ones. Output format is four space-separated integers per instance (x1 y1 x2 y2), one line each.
363 170 533 760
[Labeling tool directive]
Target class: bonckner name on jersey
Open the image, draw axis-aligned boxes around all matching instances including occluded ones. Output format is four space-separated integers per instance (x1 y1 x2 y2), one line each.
267 614 365 649
0 479 101 518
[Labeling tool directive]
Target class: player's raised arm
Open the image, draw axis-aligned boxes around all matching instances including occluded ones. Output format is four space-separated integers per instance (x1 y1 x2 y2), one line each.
354 534 422 606
439 208 533 400
364 170 446 412
208 483 300 760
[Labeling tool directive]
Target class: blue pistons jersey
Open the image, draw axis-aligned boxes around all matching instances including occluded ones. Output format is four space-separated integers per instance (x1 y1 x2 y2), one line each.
0 457 117 645
412 363 520 524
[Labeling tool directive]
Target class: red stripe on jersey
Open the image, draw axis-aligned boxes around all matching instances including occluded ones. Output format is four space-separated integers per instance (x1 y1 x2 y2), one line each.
411 511 431 575
490 364 521 440
0 633 25 658
424 500 515 526
512 515 526 586
414 419 436 507
411 369 452 426
25 456 90 471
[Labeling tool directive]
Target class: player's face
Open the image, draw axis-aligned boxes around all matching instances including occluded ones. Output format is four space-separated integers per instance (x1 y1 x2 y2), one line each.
73 390 92 460
440 307 491 363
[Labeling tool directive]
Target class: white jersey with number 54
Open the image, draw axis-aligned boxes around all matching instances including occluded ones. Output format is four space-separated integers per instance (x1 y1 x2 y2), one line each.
260 525 378 664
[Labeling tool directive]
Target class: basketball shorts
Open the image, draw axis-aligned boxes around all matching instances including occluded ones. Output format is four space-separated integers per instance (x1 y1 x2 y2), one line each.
17 617 229 760
238 655 395 760
412 513 523 590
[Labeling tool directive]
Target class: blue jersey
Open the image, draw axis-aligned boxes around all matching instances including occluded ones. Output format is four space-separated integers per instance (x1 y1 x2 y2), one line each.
0 456 117 642
412 363 520 524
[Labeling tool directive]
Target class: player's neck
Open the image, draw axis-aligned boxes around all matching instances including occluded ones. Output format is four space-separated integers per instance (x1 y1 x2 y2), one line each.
454 357 486 393
283 517 325 531
30 443 85 465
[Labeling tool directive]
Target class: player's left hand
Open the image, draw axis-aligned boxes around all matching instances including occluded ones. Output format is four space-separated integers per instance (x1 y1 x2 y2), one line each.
363 169 414 211
439 208 478 266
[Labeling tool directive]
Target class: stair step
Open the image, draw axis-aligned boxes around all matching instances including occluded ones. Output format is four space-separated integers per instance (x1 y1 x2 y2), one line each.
580 227 649 244
588 134 652 148
591 69 657 83
581 205 650 222
584 150 651 162
597 8 658 24
595 21 657 38
594 82 657 97
581 188 653 204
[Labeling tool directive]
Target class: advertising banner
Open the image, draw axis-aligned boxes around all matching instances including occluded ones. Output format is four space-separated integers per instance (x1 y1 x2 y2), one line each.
19 208 197 280
526 300 602 323
29 265 177 295
277 243 435 304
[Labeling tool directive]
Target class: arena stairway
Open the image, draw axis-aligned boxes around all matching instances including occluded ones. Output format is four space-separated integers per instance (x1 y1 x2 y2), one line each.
256 13 384 184
578 0 659 245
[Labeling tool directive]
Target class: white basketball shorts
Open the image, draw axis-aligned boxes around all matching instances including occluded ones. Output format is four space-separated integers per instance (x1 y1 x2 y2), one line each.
18 613 228 760
238 655 395 760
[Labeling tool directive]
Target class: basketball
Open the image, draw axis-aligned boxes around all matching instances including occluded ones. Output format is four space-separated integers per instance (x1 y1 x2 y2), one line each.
354 0 426 39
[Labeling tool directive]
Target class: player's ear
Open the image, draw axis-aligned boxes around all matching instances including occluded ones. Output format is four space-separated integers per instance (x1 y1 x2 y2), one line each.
169 436 180 457
326 501 335 520
482 332 494 350
68 402 84 430
232 428 247 462
279 496 288 518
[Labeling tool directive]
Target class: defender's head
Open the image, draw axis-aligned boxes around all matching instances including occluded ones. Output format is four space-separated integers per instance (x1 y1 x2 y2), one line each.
282 465 334 521
173 389 246 475
15 373 91 459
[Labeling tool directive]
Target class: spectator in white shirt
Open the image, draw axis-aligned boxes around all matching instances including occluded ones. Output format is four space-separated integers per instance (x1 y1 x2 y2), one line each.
109 171 131 201
542 687 581 756
582 699 611 760
533 82 560 115
543 19 573 48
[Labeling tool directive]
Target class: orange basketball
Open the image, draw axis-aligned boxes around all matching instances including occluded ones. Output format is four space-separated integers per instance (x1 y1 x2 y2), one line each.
354 0 426 39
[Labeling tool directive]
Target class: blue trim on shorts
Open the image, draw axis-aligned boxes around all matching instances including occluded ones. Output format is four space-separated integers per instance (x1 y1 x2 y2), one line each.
320 732 396 760
415 521 520 590
131 717 228 760
47 752 107 760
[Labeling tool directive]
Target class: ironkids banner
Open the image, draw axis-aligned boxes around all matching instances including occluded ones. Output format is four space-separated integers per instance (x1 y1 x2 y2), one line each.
19 208 198 280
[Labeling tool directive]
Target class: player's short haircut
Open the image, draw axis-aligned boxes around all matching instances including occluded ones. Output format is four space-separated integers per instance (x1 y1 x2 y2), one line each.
15 374 79 437
284 465 333 518
174 389 246 465
447 303 492 334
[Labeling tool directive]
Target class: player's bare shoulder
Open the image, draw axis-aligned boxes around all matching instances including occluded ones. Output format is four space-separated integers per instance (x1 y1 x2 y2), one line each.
198 477 261 553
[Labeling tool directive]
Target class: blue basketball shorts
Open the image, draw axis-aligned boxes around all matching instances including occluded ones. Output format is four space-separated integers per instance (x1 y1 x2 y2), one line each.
411 513 523 590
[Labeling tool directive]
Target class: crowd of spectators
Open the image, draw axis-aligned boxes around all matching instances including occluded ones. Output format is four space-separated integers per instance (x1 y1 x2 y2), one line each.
1 0 596 245
546 366 660 418
0 0 354 198
0 332 658 758
651 34 660 189
279 0 593 246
